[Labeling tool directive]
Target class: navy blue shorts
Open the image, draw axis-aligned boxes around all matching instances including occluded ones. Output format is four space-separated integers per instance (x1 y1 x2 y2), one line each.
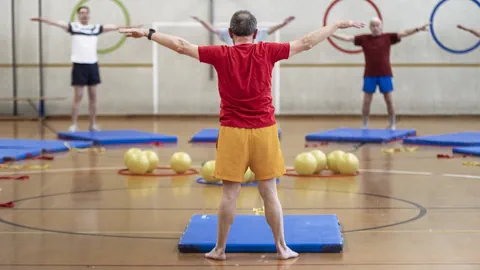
363 76 393 94
71 63 101 86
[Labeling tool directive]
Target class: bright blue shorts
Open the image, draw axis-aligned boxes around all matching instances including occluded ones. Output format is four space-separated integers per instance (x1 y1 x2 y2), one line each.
363 76 393 94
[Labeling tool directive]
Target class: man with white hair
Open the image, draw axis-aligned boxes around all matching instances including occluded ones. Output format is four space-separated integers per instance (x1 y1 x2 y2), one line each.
332 17 429 130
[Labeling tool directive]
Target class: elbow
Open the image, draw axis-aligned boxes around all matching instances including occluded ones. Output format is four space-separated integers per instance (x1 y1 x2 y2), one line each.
300 37 313 51
175 40 189 55
302 44 313 52
176 45 187 55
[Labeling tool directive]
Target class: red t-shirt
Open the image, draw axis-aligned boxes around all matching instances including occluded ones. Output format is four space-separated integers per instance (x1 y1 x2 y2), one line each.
198 42 290 128
354 33 401 77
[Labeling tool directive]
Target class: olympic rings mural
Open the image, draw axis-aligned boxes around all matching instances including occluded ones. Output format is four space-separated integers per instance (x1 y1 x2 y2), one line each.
70 0 131 54
323 0 480 55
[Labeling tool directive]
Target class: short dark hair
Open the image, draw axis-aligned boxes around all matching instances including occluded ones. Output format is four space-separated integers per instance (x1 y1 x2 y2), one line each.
77 6 89 13
229 10 257 36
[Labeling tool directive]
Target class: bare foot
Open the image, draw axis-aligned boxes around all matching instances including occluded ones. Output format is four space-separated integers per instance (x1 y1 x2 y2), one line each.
205 248 226 261
277 247 299 260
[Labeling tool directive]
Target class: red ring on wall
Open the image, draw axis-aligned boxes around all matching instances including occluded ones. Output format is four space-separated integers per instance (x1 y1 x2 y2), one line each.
118 166 198 177
323 0 383 54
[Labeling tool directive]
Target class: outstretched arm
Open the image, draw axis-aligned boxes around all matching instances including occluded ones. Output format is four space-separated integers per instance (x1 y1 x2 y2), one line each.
398 23 430 38
457 25 480 38
331 33 355 43
289 20 364 57
120 28 199 60
267 16 295 35
30 17 68 32
102 24 143 33
191 16 219 35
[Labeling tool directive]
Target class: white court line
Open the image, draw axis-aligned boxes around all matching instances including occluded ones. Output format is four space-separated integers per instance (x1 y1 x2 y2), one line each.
442 174 480 180
0 165 204 176
359 169 433 176
0 166 122 175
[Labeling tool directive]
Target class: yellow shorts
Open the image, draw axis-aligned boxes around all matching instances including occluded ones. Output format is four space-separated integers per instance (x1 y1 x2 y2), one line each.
214 124 285 183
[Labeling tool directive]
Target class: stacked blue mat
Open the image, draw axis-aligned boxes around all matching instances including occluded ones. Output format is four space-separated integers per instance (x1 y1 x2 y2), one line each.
178 214 343 253
58 130 178 145
0 139 93 163
403 132 480 147
305 128 416 143
403 132 480 156
453 146 480 157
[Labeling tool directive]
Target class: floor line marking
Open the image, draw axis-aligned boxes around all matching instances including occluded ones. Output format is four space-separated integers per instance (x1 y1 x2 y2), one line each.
442 173 480 179
1 166 478 180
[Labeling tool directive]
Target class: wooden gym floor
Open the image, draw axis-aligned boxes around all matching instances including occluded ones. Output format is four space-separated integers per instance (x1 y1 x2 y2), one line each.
0 116 479 270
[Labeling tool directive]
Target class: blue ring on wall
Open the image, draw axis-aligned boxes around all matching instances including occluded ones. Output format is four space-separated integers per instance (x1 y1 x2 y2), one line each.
430 0 480 54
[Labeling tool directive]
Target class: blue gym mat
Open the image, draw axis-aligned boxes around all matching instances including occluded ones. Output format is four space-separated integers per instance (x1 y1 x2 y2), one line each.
0 148 42 163
0 139 93 153
403 132 480 146
452 146 480 156
178 214 343 253
305 128 416 143
191 128 282 143
57 130 178 145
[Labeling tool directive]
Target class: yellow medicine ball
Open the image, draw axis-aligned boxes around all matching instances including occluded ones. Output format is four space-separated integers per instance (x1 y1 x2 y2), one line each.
126 152 150 174
310 150 327 173
294 152 318 175
200 160 218 182
143 150 159 173
124 148 142 166
337 152 360 175
170 152 192 174
327 150 345 173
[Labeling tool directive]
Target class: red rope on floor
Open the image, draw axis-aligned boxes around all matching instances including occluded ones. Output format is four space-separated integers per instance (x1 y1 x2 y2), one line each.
0 201 14 208
31 155 55 160
304 142 329 148
437 154 471 159
0 175 29 181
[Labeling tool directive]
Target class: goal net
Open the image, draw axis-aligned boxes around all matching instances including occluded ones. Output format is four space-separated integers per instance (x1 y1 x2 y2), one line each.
151 21 282 115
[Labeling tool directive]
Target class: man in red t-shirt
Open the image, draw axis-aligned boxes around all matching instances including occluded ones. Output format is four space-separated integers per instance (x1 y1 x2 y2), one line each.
332 17 429 130
120 11 363 260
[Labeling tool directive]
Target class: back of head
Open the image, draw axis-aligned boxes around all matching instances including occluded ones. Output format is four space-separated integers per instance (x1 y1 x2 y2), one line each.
229 10 257 37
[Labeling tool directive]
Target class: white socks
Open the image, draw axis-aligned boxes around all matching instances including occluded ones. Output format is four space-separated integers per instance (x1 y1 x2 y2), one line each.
362 115 396 130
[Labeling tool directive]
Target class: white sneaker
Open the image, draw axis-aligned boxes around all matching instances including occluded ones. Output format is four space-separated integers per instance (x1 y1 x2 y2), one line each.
89 124 101 132
388 124 396 130
68 124 78 132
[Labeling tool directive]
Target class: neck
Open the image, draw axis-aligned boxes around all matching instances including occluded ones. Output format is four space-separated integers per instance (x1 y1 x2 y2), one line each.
233 36 253 45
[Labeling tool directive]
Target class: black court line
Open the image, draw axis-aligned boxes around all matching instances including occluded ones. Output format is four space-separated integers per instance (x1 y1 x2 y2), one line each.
0 185 427 239
341 192 426 233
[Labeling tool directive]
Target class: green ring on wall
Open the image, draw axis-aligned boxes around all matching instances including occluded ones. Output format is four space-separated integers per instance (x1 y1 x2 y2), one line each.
70 0 131 54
